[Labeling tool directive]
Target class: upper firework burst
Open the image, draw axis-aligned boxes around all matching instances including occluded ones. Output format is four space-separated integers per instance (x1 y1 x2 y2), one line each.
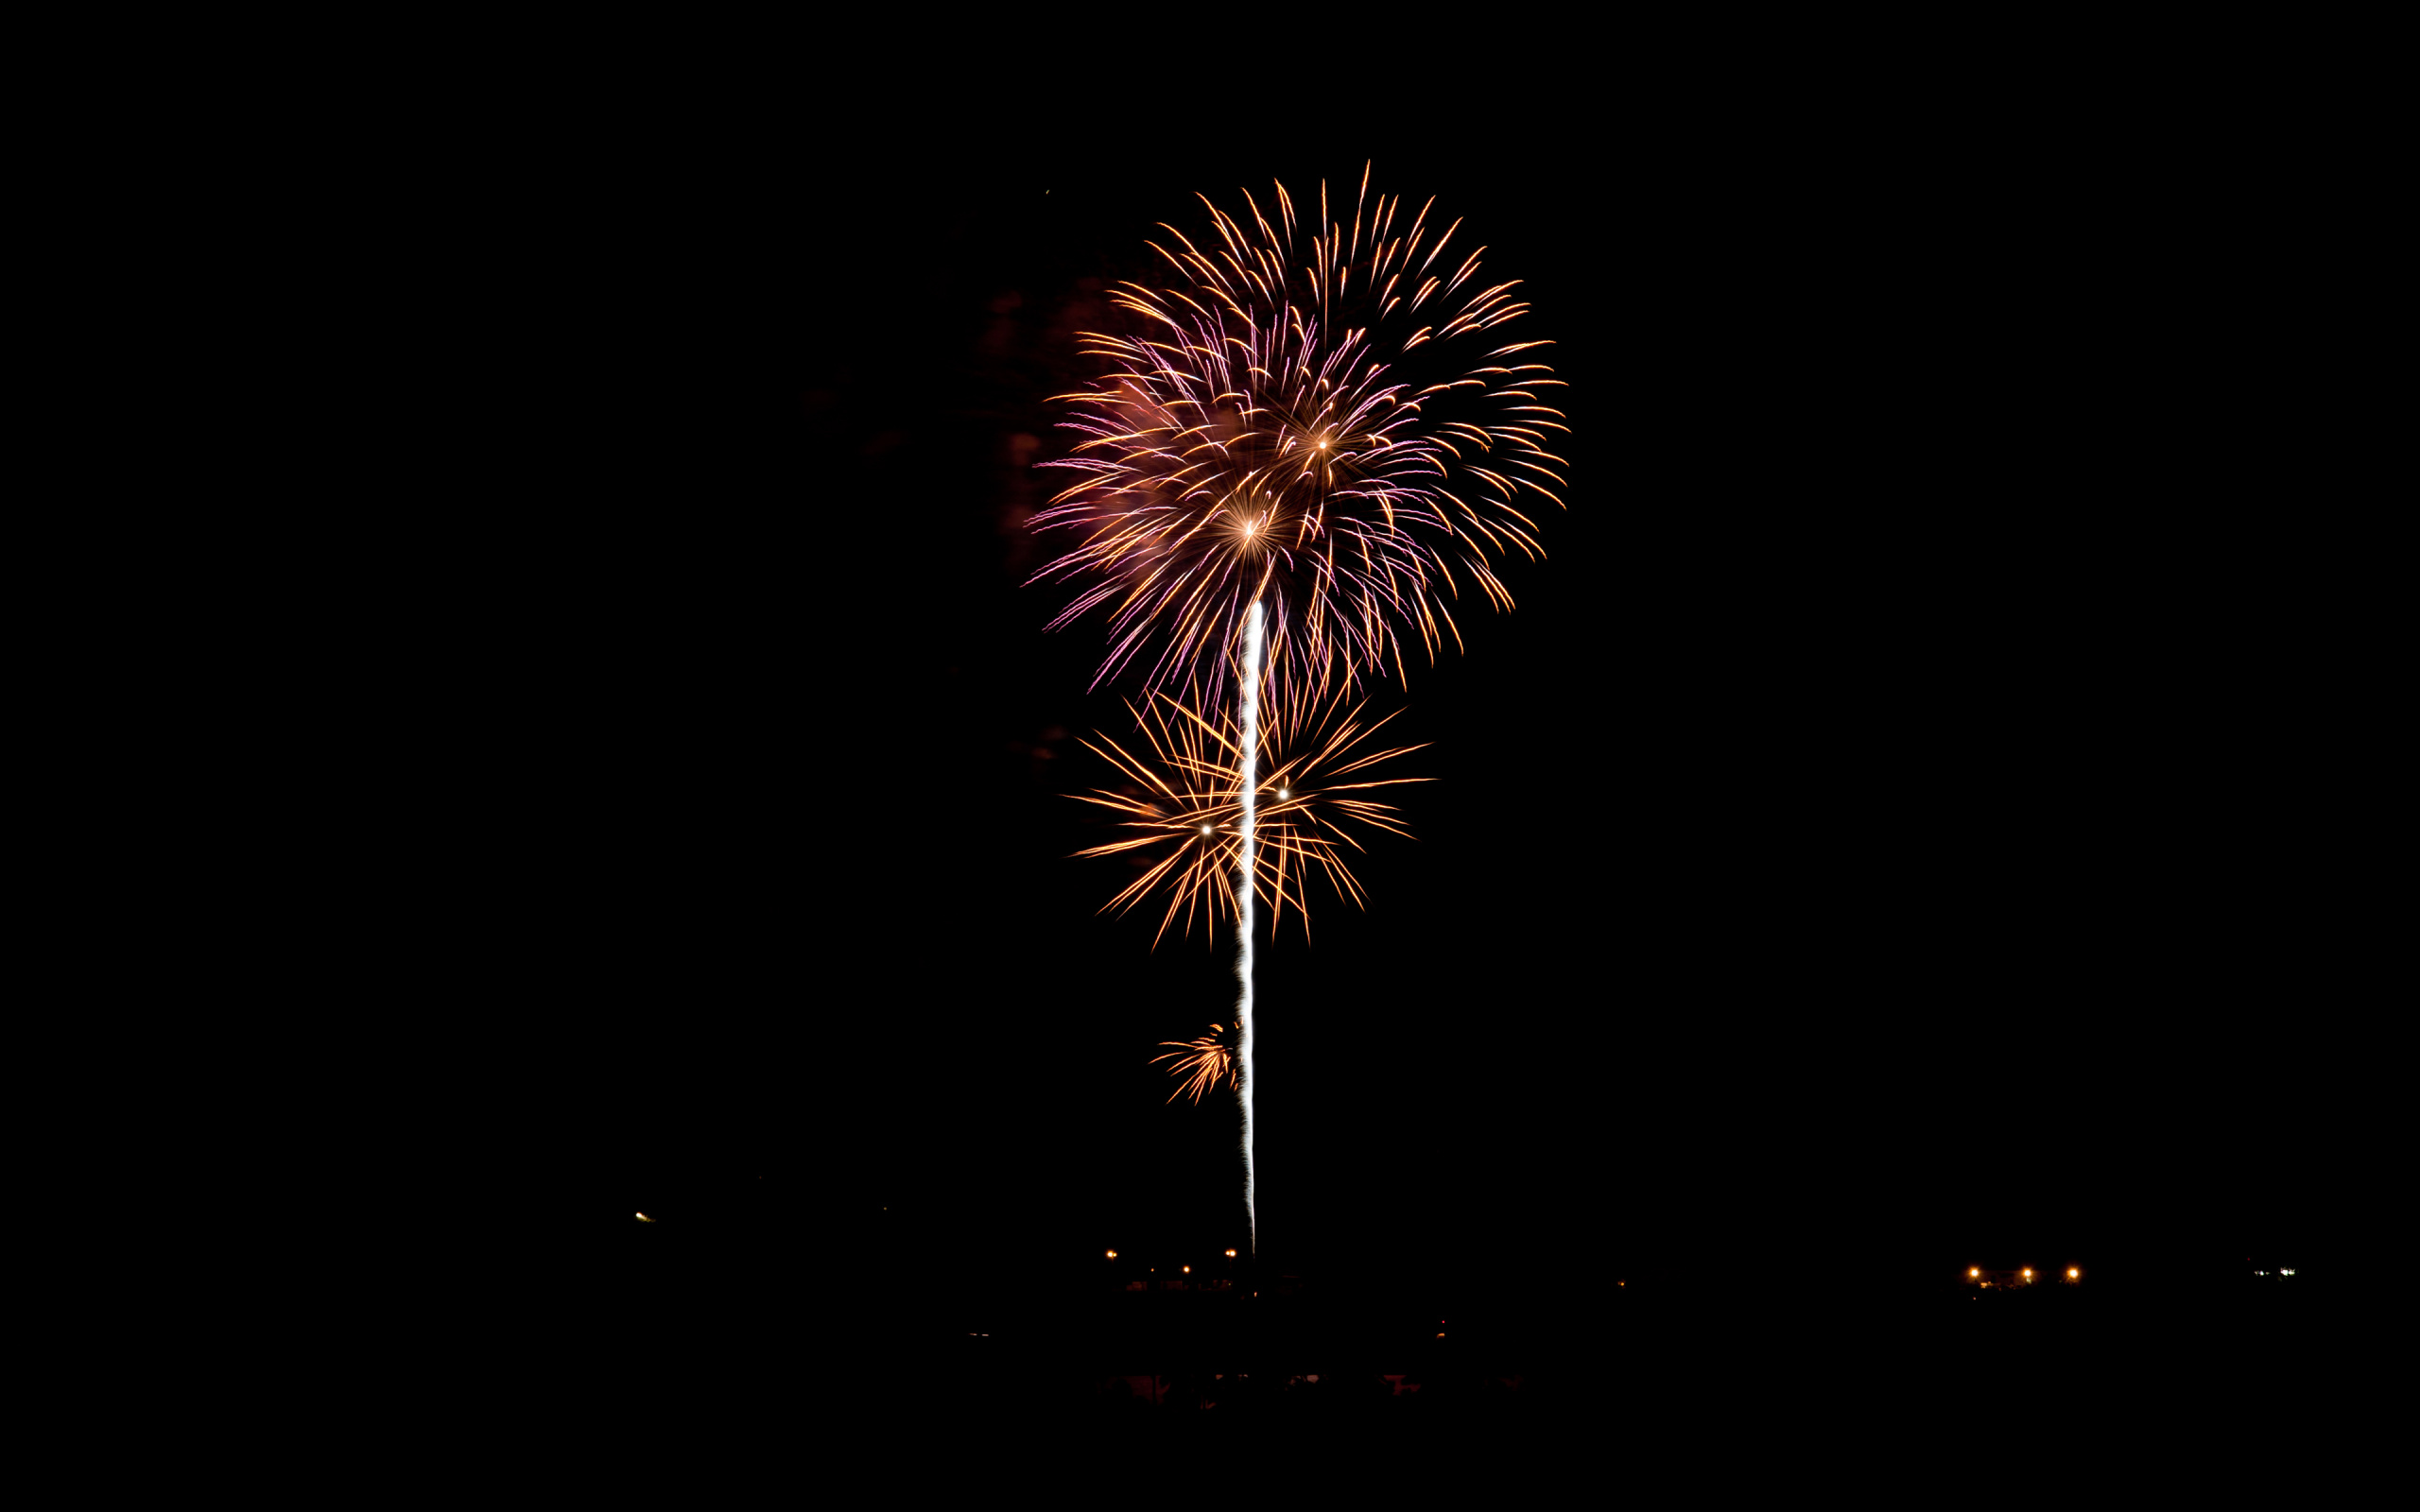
1031 163 1568 718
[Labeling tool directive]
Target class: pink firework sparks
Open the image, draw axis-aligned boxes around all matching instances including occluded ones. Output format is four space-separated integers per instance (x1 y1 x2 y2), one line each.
1030 163 1569 727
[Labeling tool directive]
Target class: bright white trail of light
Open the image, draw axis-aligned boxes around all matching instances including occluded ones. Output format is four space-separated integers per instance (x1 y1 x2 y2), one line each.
1236 600 1262 1258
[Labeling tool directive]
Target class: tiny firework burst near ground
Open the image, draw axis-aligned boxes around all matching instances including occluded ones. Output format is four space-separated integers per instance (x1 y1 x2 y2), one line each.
1030 162 1567 727
1151 1021 1240 1105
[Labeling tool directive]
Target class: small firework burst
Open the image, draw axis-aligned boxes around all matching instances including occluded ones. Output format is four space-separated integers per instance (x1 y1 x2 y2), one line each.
1072 679 1427 946
1150 1020 1239 1105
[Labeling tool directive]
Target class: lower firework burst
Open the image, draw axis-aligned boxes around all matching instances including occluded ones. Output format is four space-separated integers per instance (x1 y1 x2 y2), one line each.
1071 682 1428 947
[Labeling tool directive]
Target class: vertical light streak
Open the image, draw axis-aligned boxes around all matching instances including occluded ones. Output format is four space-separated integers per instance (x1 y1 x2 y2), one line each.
1236 599 1262 1256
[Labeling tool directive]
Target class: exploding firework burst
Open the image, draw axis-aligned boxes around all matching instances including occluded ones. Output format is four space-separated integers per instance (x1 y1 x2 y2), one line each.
1072 677 1427 947
1150 1020 1239 1105
1031 163 1568 723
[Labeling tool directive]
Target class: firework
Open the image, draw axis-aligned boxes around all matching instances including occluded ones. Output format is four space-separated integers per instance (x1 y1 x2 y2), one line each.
1151 1021 1239 1105
1070 677 1429 947
1030 163 1568 723
1236 600 1260 1246
1037 166 1564 1263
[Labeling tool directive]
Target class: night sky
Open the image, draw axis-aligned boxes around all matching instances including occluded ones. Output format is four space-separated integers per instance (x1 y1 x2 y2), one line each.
610 113 2357 1325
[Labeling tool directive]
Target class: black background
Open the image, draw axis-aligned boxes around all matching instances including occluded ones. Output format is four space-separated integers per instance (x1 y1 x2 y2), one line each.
598 80 2370 1346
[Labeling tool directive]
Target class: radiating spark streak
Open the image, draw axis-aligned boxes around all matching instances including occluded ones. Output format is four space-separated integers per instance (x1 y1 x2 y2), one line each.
1237 601 1261 1255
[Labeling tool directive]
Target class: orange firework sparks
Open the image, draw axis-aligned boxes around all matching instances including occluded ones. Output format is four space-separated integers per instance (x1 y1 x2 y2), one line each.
1072 680 1428 947
1150 1021 1238 1105
1031 162 1568 723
